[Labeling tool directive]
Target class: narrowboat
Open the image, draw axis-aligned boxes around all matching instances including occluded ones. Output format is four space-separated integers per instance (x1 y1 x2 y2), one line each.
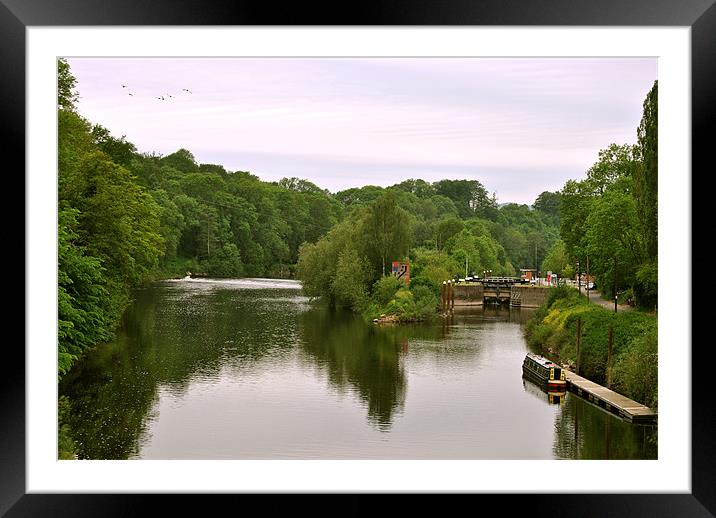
522 353 566 392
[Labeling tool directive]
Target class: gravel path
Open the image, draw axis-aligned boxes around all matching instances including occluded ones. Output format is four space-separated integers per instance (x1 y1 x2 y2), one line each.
583 288 633 311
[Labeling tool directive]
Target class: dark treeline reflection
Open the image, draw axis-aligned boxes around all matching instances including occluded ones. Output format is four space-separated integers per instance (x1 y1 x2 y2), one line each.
59 282 308 459
296 305 445 431
552 394 657 459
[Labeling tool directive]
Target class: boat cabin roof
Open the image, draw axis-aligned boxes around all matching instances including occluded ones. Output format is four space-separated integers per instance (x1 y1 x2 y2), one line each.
525 353 558 368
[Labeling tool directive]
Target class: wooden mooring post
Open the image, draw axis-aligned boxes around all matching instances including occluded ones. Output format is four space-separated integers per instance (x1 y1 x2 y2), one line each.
576 318 582 375
607 326 613 389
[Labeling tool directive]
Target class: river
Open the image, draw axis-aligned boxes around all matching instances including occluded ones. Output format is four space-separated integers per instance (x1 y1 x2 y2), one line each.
59 278 657 460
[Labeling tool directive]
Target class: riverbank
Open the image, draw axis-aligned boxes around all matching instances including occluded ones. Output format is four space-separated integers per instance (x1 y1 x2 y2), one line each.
523 286 657 410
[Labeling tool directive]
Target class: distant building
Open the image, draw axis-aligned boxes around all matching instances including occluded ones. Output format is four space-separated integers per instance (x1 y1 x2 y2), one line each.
520 268 537 281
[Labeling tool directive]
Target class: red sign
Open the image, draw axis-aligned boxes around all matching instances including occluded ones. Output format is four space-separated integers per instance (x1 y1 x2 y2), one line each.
392 261 410 284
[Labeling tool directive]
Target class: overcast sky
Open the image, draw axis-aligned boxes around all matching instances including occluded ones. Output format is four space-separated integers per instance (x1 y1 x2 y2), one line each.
66 57 657 205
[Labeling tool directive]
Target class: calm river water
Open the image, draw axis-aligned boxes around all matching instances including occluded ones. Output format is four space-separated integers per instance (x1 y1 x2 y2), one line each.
59 278 657 460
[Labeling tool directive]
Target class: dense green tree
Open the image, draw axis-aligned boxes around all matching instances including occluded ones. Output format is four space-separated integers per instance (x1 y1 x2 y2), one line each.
58 208 115 376
634 80 658 261
160 148 199 174
409 248 457 286
150 189 185 262
277 177 329 195
433 179 497 219
533 191 562 224
445 229 482 276
206 243 244 278
585 143 640 195
433 217 464 251
57 60 167 378
360 192 411 278
541 239 569 276
57 58 78 111
335 185 385 208
199 163 229 177
559 179 593 261
393 178 435 198
332 247 371 308
297 216 360 301
73 152 164 286
90 125 138 169
584 189 643 297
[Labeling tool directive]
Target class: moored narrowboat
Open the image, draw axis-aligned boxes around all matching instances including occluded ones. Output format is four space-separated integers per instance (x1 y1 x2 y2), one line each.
522 353 566 392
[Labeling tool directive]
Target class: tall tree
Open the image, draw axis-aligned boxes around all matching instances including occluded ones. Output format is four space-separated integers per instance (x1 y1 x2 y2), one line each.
533 191 562 224
433 179 497 220
541 239 570 275
360 192 411 277
57 58 79 111
585 143 640 195
634 80 658 260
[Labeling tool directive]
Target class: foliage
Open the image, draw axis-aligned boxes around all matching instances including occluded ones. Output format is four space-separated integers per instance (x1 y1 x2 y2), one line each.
58 208 115 377
634 80 658 260
409 248 458 288
205 243 244 278
524 287 657 407
556 85 658 309
533 191 562 225
634 261 658 308
371 275 405 306
331 247 371 309
433 179 498 220
364 283 439 323
611 325 658 409
58 396 78 459
57 58 78 111
359 191 411 278
541 239 569 275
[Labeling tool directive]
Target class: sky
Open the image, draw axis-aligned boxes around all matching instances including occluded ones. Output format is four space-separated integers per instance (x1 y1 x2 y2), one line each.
66 57 657 205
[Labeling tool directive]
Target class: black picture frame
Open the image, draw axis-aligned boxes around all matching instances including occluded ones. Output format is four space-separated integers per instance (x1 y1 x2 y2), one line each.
6 0 710 515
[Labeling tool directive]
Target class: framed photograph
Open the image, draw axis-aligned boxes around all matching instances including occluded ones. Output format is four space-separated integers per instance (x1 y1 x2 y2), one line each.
10 0 711 514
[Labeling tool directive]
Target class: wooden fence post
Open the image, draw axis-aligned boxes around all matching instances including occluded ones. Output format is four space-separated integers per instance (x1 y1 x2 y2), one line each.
607 326 613 389
576 318 582 375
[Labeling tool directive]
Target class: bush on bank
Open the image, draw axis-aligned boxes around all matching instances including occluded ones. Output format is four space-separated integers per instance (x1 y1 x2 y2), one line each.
524 286 657 409
362 275 440 323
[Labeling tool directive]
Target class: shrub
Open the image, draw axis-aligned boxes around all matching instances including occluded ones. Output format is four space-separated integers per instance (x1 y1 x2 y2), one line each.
58 396 78 459
634 261 658 308
332 248 370 309
611 325 658 409
410 284 439 319
371 275 404 305
409 275 441 297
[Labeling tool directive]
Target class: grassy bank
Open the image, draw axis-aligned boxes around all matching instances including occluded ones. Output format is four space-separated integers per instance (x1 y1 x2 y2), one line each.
524 286 657 410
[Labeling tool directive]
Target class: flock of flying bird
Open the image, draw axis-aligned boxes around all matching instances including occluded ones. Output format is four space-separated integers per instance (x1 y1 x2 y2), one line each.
121 84 192 100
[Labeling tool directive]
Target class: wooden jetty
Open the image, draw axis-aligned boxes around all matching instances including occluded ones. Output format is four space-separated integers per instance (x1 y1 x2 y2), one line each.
564 370 657 424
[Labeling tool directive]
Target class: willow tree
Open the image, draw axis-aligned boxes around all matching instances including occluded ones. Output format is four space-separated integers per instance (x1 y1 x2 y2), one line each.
360 192 411 278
